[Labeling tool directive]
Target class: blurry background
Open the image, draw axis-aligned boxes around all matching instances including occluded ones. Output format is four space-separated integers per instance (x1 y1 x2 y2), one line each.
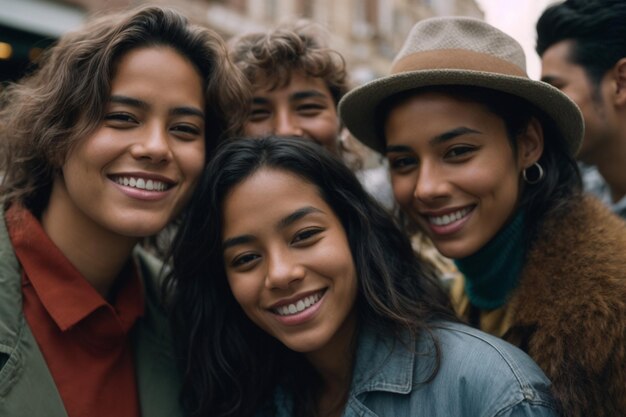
0 0 557 86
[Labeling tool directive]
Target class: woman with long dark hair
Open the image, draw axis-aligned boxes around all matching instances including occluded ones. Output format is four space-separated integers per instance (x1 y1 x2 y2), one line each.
168 136 557 417
339 16 626 417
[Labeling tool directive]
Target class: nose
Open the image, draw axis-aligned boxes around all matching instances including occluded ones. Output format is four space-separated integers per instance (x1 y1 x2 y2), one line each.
130 123 173 164
274 109 303 137
265 247 305 289
413 161 450 203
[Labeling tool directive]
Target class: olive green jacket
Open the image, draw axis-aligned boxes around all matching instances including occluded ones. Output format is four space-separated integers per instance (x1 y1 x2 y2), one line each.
0 210 183 417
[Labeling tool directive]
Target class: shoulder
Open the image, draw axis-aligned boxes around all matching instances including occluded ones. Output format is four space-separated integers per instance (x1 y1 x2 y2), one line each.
519 195 626 321
427 322 555 414
429 322 552 389
353 322 556 417
516 195 626 351
512 195 626 413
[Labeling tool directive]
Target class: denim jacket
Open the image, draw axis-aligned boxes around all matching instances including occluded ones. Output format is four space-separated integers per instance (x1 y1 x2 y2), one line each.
269 321 556 417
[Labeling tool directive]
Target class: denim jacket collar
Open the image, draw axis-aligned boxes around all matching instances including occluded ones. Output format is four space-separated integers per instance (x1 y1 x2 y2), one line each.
350 324 416 397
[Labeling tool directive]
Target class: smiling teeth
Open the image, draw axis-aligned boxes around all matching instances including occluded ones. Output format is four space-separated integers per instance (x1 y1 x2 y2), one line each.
428 207 472 226
115 177 169 191
274 292 323 316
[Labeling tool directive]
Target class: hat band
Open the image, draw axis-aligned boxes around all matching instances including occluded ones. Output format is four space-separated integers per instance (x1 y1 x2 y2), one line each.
391 49 528 78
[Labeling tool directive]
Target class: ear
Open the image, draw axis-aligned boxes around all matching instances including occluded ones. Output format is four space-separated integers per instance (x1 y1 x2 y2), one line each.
613 57 626 106
517 117 544 170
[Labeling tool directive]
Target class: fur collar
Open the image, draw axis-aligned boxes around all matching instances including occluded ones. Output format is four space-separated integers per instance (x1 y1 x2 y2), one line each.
508 195 626 417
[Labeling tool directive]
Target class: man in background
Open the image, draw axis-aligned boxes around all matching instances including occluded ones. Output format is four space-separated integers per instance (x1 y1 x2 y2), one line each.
536 0 626 218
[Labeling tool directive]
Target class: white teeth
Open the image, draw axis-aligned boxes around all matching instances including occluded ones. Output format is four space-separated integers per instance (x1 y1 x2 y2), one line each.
114 176 169 191
274 292 323 316
428 207 471 226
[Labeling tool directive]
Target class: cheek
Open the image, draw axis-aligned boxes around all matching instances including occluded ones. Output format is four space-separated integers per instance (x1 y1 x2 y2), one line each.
326 237 357 283
470 163 521 210
390 174 415 207
226 274 264 322
178 145 206 183
244 121 270 136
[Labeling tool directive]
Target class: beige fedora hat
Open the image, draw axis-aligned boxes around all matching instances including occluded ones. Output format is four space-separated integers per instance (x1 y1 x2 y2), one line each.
338 16 583 156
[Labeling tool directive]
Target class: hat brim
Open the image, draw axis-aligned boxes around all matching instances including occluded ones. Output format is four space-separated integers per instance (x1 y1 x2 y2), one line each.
338 69 583 156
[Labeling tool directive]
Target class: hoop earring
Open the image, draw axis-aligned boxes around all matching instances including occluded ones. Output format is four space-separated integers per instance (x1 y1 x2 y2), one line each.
522 162 544 184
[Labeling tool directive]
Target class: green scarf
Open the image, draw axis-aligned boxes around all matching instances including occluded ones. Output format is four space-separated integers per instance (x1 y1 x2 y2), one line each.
454 210 526 310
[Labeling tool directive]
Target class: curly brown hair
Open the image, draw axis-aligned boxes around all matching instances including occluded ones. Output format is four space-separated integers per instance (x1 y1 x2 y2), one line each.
229 20 348 106
0 5 250 214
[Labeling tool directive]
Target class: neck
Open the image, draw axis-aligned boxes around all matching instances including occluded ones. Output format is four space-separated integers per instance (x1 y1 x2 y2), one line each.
42 179 139 298
306 311 357 415
455 210 526 310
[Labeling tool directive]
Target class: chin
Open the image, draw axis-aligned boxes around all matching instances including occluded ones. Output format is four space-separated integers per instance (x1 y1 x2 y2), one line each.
279 336 325 354
434 241 475 260
112 221 169 239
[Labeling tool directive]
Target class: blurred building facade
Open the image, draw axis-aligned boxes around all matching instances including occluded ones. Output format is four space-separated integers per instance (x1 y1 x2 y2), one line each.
0 0 482 84
198 0 483 82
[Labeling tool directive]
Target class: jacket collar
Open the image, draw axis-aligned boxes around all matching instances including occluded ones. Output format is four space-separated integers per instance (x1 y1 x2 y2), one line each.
350 324 415 396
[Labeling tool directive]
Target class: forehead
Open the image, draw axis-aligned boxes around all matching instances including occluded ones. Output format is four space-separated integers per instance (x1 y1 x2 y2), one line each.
222 168 339 236
541 40 578 68
224 168 322 213
384 91 508 144
387 90 493 122
253 70 333 97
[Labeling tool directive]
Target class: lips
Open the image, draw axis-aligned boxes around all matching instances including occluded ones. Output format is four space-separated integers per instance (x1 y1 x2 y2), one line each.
109 174 176 192
420 205 475 236
426 206 473 226
273 292 323 316
271 289 325 316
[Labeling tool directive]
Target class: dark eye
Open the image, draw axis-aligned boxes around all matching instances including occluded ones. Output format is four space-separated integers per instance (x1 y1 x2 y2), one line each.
445 146 476 159
297 103 325 116
171 123 202 140
104 112 138 126
231 252 260 268
388 156 418 171
248 108 270 121
292 228 323 244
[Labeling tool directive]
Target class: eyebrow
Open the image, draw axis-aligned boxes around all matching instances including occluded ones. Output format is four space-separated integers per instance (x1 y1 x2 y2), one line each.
221 206 324 251
170 106 205 119
222 234 255 251
110 95 147 109
251 97 270 105
385 126 481 154
290 90 327 101
277 206 323 229
109 95 204 119
251 90 328 105
540 75 560 85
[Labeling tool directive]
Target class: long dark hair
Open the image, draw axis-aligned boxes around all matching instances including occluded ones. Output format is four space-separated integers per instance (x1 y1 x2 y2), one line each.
166 136 455 417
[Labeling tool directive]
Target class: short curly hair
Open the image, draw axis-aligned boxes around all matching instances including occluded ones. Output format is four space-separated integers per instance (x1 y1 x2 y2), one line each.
229 21 349 105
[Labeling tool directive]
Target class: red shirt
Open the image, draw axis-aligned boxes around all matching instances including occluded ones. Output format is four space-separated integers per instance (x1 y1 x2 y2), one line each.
6 204 144 417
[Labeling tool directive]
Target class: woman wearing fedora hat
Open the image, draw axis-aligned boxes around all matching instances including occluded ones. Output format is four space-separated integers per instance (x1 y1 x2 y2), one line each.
340 16 626 417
